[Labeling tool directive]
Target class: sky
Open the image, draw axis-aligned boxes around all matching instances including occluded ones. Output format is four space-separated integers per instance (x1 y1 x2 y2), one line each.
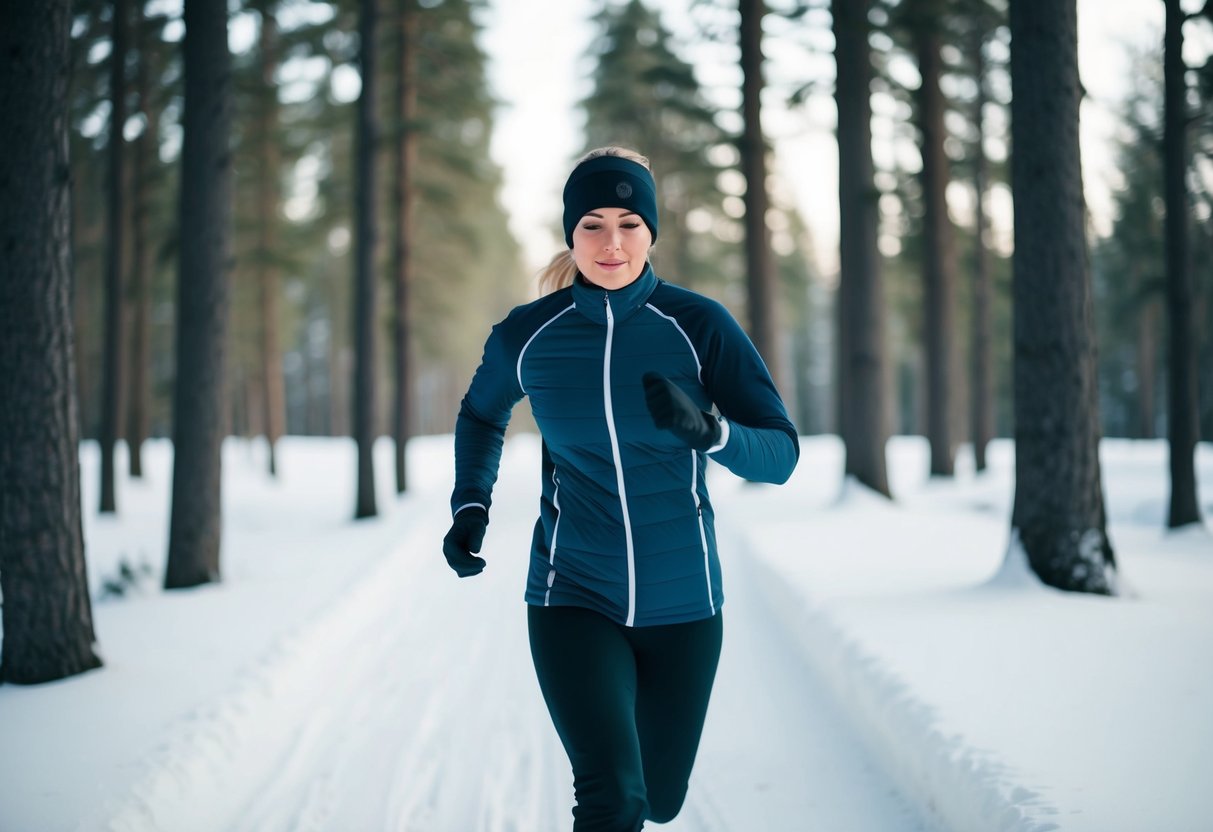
478 0 1178 276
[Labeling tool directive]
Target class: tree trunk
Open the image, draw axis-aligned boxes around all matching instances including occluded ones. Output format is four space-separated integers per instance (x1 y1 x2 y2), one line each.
100 0 129 513
738 0 784 392
127 0 156 478
73 168 96 443
393 0 417 495
1162 0 1202 528
353 0 379 519
0 0 103 684
1136 297 1158 440
970 20 994 472
1008 0 1116 593
164 0 232 589
833 0 891 497
911 3 957 477
256 0 286 478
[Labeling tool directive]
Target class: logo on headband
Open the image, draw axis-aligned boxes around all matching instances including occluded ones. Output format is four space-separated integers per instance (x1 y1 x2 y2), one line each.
616 182 633 199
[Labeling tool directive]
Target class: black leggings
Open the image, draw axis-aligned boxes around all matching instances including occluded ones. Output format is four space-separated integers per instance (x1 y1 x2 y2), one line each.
528 605 723 832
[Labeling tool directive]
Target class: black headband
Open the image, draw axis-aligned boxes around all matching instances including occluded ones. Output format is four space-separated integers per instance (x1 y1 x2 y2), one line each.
562 156 659 248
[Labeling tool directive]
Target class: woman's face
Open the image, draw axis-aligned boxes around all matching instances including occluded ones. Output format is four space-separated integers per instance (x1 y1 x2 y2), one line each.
570 207 652 290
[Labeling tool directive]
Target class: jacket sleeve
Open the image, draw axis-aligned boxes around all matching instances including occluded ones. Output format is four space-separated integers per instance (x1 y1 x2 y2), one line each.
451 319 525 517
699 301 800 484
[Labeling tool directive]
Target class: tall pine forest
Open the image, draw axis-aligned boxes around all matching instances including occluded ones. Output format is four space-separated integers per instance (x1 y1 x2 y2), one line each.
3 0 1211 684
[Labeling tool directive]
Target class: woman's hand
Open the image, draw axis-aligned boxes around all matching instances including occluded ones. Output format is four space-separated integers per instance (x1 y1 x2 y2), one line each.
642 372 721 452
443 507 488 577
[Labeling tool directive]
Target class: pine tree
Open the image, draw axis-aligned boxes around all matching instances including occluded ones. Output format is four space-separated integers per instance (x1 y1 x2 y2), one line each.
353 0 380 519
68 0 526 455
253 0 287 476
1161 0 1203 529
1008 0 1116 593
834 0 892 497
1092 44 1165 442
164 0 233 588
126 0 165 478
739 0 784 387
902 0 958 476
70 1 179 464
391 0 419 494
963 0 1004 471
401 0 527 431
0 0 104 684
255 0 523 441
100 0 130 513
581 0 733 293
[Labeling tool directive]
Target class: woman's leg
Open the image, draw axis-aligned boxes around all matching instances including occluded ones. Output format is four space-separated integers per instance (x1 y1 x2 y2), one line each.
528 605 648 832
630 612 723 824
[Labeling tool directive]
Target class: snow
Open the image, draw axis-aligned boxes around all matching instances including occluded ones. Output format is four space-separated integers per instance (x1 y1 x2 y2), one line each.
1 434 1210 831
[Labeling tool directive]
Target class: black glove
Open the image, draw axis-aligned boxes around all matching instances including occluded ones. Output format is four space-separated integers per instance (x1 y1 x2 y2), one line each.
443 507 488 577
642 372 721 452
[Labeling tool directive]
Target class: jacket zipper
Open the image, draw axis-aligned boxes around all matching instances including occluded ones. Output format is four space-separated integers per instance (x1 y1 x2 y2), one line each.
545 468 561 606
602 291 637 626
690 452 715 615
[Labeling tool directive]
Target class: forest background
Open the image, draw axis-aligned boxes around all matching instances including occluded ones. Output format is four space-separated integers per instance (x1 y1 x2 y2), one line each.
64 0 1213 460
3 0 1213 685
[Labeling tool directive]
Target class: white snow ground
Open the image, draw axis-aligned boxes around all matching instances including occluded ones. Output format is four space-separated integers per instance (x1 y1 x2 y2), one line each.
0 434 1210 832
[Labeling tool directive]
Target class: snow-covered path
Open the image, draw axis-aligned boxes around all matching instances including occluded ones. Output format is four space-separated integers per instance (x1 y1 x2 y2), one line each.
7 436 1207 831
137 440 933 831
662 526 931 832
217 483 571 832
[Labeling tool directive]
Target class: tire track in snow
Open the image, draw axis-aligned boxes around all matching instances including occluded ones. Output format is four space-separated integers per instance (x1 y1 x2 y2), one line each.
650 520 937 832
229 587 439 832
101 438 933 831
219 453 571 832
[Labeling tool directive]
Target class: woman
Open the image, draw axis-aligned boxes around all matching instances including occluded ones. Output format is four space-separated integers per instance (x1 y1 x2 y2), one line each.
443 147 799 831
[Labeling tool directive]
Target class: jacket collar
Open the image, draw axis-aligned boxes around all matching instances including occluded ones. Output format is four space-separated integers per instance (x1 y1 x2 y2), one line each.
571 263 658 325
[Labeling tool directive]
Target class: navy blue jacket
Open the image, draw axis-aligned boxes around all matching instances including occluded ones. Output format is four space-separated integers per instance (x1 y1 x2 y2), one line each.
451 265 799 627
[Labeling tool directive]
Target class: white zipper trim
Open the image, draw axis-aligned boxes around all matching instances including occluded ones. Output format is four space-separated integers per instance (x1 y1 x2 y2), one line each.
691 451 715 615
602 293 637 627
647 301 715 613
545 468 561 606
645 303 703 383
517 304 575 394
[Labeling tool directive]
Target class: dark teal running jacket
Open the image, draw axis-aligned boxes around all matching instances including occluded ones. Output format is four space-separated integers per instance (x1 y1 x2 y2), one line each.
451 265 799 627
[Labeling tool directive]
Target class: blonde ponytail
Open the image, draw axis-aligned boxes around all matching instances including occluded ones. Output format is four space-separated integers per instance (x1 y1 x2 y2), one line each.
537 249 579 296
538 146 654 297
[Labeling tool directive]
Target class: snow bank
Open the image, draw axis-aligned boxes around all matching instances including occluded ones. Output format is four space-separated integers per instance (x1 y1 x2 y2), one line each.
745 537 1062 832
731 437 1213 832
90 516 435 831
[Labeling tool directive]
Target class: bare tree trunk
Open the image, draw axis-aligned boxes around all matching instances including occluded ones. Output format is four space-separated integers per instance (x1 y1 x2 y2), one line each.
1136 297 1158 440
74 174 96 442
164 0 232 589
911 4 958 477
0 0 103 684
833 0 891 497
738 0 783 391
353 0 379 519
127 0 156 479
392 0 417 495
1162 0 1203 528
100 0 129 513
970 20 994 472
1008 0 1116 593
331 339 350 439
303 314 322 435
256 0 286 477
